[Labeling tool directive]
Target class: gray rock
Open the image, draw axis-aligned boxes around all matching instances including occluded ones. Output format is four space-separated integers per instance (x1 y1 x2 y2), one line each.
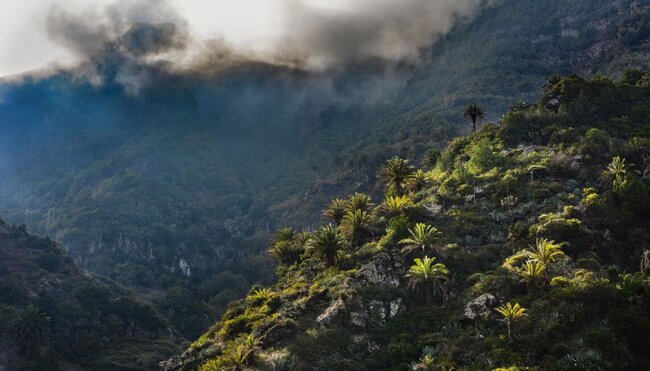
464 293 499 321
356 253 400 287
317 298 345 326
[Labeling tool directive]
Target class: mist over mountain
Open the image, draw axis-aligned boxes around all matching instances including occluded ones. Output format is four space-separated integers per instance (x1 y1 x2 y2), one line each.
0 0 649 368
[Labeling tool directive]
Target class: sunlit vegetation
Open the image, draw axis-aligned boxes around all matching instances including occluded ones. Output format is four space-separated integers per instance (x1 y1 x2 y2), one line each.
173 73 650 370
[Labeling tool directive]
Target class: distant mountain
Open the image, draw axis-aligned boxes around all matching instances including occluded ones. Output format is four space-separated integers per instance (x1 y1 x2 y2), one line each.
0 0 648 343
0 219 182 370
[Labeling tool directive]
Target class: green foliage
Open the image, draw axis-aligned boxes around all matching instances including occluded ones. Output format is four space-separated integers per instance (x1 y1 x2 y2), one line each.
406 256 450 304
8 304 50 354
379 157 417 196
399 223 443 258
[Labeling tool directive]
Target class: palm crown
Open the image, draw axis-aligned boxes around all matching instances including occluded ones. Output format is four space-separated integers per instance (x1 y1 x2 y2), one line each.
379 156 416 196
463 103 486 132
405 256 449 304
399 223 443 257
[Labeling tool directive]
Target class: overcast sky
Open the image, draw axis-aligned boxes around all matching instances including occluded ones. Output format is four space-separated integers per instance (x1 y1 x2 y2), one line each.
0 0 290 77
0 0 483 77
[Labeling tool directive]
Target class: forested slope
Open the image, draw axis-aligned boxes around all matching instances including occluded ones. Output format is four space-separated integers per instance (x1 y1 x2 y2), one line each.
165 74 650 370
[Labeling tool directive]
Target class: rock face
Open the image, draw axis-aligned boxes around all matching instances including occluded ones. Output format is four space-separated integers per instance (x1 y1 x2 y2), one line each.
316 298 345 326
356 253 401 287
463 293 500 321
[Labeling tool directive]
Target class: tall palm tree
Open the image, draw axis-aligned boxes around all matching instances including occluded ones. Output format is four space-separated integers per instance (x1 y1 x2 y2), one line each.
379 195 413 218
514 260 546 290
322 198 347 225
8 304 51 355
463 104 486 132
346 193 374 213
399 223 443 258
379 157 416 196
600 156 627 189
309 225 345 266
405 256 449 304
341 209 373 246
495 302 528 340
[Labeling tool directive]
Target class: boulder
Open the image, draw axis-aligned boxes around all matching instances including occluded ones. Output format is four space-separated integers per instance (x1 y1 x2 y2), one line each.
463 293 499 321
316 298 345 326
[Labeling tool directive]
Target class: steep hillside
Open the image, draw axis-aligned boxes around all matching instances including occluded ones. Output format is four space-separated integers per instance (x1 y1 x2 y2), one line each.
0 0 648 342
271 0 650 229
165 74 650 370
0 220 182 370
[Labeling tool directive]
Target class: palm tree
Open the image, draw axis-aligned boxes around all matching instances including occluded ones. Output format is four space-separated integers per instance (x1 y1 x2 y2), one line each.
405 256 449 304
514 260 546 290
379 195 413 218
399 223 443 258
410 169 429 193
267 227 302 265
543 74 562 93
322 199 347 225
309 225 345 266
8 304 51 355
341 209 373 246
463 104 486 132
346 193 374 213
379 157 416 196
528 237 565 278
600 156 627 189
495 302 528 340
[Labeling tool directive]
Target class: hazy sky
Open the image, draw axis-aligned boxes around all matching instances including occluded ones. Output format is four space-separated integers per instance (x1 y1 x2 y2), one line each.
0 0 483 77
0 0 284 77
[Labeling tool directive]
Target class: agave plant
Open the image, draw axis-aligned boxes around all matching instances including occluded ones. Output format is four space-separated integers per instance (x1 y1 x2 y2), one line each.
379 156 416 196
399 223 443 258
405 256 449 304
495 302 528 340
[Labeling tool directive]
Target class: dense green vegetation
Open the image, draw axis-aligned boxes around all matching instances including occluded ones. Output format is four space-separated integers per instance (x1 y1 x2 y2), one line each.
0 220 182 370
0 0 648 358
165 73 650 370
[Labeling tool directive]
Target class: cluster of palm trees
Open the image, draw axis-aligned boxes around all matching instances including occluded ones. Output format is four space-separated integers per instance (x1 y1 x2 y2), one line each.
268 156 452 305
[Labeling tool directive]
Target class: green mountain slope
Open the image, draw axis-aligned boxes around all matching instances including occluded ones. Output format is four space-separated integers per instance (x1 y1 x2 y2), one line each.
0 220 183 370
165 74 650 370
0 0 648 344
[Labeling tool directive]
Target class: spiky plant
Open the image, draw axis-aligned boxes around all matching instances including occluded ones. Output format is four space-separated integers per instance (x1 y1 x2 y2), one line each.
410 346 437 370
346 193 374 213
267 227 303 265
309 224 346 266
543 74 562 93
399 223 443 258
221 335 260 371
410 169 429 193
405 256 449 304
514 260 546 290
322 198 347 225
463 103 486 132
8 304 50 355
495 302 528 340
380 195 414 218
379 156 416 196
529 237 566 279
341 209 373 246
599 156 627 189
